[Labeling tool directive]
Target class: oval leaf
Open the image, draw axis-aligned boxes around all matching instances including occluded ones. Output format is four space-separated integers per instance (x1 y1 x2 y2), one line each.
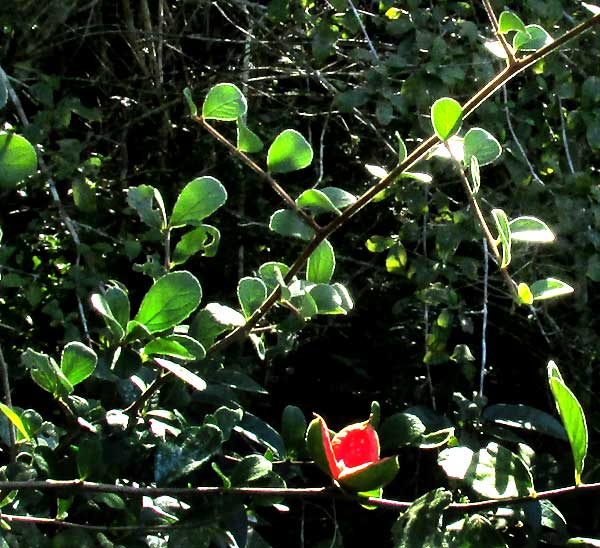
267 129 313 173
513 25 553 52
517 282 534 305
464 128 502 166
61 342 97 386
296 189 340 215
202 83 247 121
306 239 335 284
530 278 574 301
269 209 315 241
0 132 37 189
431 98 463 141
0 403 31 441
134 271 202 333
509 216 555 243
170 177 227 228
154 357 207 391
237 118 263 153
498 11 527 34
338 456 399 492
237 277 267 319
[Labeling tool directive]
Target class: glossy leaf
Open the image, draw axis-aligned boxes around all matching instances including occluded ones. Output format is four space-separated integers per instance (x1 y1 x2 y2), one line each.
402 171 432 183
258 262 291 291
154 357 207 391
281 405 307 457
483 403 567 440
61 342 97 386
492 208 511 268
90 292 125 340
269 209 315 241
392 488 452 548
463 128 502 166
170 176 227 228
365 164 388 178
438 442 534 498
308 283 350 315
189 303 245 348
237 118 263 153
143 337 195 360
127 185 166 230
22 348 72 398
395 131 407 163
431 97 463 141
202 83 247 121
307 239 335 284
134 271 202 333
320 187 357 210
498 11 527 34
235 412 285 459
267 129 313 173
380 412 426 451
0 403 31 441
547 361 587 485
509 216 555 242
231 455 272 486
530 278 574 300
513 25 553 52
567 539 600 547
172 225 220 265
296 189 340 215
0 132 37 189
237 277 267 319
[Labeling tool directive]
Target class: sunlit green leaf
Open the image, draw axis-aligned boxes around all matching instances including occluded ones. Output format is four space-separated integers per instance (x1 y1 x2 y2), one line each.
170 177 227 228
0 403 31 441
61 342 97 386
154 357 207 391
0 132 37 189
498 11 527 34
492 208 511 268
517 282 534 305
395 131 407 163
202 83 247 121
296 189 340 215
464 128 502 166
513 25 553 52
547 361 587 485
172 225 221 265
530 278 574 300
238 277 267 319
134 271 202 333
237 118 264 153
267 129 313 173
306 239 335 284
431 97 463 141
269 209 315 241
510 216 555 242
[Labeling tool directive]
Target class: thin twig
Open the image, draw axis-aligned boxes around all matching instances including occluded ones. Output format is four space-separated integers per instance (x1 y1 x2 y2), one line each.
502 86 544 185
0 345 16 463
347 0 379 62
558 96 576 174
479 239 489 398
481 0 516 65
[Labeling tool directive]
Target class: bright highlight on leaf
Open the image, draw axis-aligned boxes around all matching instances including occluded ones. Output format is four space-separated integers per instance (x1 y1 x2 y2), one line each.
267 129 313 173
510 216 555 242
170 176 227 228
236 118 263 153
582 2 600 15
0 132 38 189
547 361 588 485
202 83 247 121
431 97 463 141
306 239 335 284
498 11 527 34
530 278 574 300
517 282 534 305
492 208 511 268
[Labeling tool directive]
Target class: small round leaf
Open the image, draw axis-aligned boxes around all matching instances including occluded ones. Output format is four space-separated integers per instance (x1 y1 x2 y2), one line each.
267 129 313 173
0 132 37 189
431 98 463 141
202 83 247 121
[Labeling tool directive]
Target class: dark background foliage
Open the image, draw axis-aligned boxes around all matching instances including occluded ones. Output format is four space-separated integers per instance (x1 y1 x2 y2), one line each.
0 0 599 546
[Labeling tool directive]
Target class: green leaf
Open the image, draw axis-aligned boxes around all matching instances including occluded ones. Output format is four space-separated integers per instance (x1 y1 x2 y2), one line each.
547 361 587 485
395 131 407 163
453 514 509 548
134 271 202 333
438 442 534 498
61 342 97 386
154 357 207 391
306 240 335 284
320 187 357 210
0 68 7 109
155 424 223 484
365 164 388 178
483 404 567 440
182 87 197 116
235 412 285 459
90 292 125 340
211 368 267 393
530 278 574 300
308 284 347 315
237 118 264 153
392 488 452 548
463 128 502 166
492 208 511 268
513 24 553 52
366 235 396 253
77 437 103 480
401 172 432 184
189 303 245 348
269 209 315 241
258 262 291 291
281 405 307 457
431 97 463 141
380 412 426 451
167 334 206 360
498 11 527 34
127 185 166 230
267 129 313 173
517 282 534 305
567 539 600 547
386 243 407 273
22 348 72 397
339 456 400 492
296 189 341 215
231 455 272 486
0 132 37 189
202 83 247 121
143 337 195 360
509 216 555 242
170 177 227 228
238 277 267 319
0 404 30 441
172 225 221 265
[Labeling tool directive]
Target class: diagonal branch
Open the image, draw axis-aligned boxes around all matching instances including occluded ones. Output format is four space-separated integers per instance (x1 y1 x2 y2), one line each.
481 0 517 65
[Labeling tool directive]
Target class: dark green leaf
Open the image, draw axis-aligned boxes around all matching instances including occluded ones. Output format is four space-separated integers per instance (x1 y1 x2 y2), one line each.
170 177 227 228
296 189 341 215
463 128 502 166
126 185 166 230
483 404 567 440
269 209 315 241
189 303 245 348
238 276 267 319
267 129 313 173
182 87 197 116
235 412 285 459
231 455 272 486
513 25 553 51
172 225 220 265
134 271 202 333
320 187 357 210
202 83 247 121
453 514 509 547
281 405 307 456
380 412 426 451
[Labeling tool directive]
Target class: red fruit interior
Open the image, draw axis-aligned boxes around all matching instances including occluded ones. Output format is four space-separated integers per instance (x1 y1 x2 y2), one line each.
331 422 379 469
